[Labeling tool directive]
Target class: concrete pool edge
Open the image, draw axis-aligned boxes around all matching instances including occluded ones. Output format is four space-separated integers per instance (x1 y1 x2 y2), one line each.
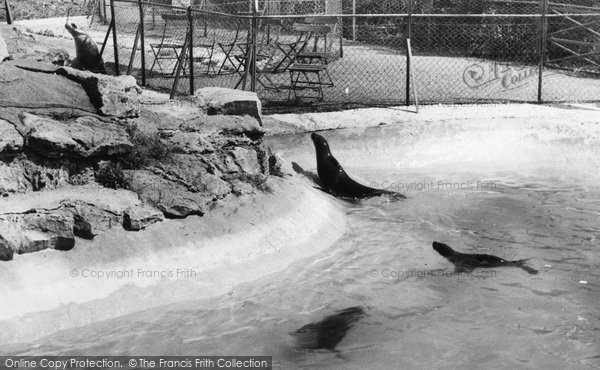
0 177 346 345
263 103 600 136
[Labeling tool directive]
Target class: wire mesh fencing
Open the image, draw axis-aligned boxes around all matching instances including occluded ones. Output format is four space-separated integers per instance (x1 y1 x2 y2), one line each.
98 0 600 111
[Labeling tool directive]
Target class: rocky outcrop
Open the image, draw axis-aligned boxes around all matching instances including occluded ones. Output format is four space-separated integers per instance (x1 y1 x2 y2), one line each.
194 87 263 125
0 66 274 260
0 64 96 113
56 67 141 118
60 200 122 239
20 113 133 158
0 212 75 261
123 204 164 231
0 118 23 155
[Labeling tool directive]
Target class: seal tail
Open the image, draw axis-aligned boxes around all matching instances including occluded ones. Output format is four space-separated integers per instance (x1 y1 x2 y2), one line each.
510 259 539 275
432 241 457 258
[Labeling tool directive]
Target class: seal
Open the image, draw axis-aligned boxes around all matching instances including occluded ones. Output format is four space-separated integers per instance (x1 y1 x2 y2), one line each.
432 241 538 274
65 23 106 74
290 306 366 351
311 132 405 199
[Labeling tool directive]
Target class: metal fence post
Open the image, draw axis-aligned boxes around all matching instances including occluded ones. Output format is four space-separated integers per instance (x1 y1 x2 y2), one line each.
405 0 413 106
110 0 120 75
187 6 194 95
251 13 258 92
137 0 146 86
537 0 548 103
352 0 356 41
5 0 13 24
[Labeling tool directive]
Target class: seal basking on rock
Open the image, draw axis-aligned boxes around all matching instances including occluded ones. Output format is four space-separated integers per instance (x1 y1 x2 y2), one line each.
65 23 106 74
290 306 366 351
311 132 405 199
432 241 538 274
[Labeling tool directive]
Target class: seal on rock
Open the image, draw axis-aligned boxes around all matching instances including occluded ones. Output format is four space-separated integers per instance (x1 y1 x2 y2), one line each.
432 241 538 274
65 23 106 74
311 132 405 199
290 306 366 351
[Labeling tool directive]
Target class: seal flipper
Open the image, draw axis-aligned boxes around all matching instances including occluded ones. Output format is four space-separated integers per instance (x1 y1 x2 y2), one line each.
509 259 539 275
432 241 457 259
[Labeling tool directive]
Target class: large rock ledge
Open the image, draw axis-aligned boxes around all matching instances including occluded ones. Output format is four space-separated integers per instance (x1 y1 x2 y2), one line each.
0 178 346 345
1 47 272 261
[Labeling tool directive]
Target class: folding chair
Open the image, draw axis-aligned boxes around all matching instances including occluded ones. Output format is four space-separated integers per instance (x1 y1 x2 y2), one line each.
149 12 188 76
234 17 284 90
294 16 339 87
217 18 250 75
287 21 336 101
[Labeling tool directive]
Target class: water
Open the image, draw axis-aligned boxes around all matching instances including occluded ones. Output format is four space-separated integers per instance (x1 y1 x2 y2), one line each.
3 120 600 368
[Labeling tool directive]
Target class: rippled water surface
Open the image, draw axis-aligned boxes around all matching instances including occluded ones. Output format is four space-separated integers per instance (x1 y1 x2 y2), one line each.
4 122 600 368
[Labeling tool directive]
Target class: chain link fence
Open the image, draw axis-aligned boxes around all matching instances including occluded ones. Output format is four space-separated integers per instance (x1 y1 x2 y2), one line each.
95 0 600 111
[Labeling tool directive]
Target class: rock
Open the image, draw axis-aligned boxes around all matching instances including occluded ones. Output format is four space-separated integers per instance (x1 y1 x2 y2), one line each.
0 161 30 196
0 118 23 155
123 204 164 231
201 173 231 197
42 48 70 66
0 234 14 261
0 212 75 258
0 29 8 62
167 132 215 154
20 113 133 158
230 147 261 175
193 87 263 125
0 64 96 113
61 200 122 239
56 67 142 118
231 179 254 195
123 170 207 218
18 157 71 191
269 152 293 177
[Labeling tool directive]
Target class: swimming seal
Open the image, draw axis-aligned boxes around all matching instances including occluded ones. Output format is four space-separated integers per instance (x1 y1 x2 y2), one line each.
290 306 366 351
65 23 106 74
432 241 538 274
311 133 405 199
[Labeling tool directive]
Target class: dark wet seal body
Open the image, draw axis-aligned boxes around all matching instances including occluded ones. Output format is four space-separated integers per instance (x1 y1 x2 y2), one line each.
65 23 107 74
310 132 405 200
290 306 366 351
432 241 539 274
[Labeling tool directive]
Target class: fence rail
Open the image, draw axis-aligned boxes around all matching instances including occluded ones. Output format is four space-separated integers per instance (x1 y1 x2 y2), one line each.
96 0 600 111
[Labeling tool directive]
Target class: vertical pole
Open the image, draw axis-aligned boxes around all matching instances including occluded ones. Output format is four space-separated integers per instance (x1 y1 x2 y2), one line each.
99 0 107 24
352 0 356 41
5 0 13 24
137 0 146 86
100 20 113 55
187 6 195 95
251 15 257 92
405 0 413 106
537 0 547 103
407 39 419 113
110 0 120 75
127 25 140 75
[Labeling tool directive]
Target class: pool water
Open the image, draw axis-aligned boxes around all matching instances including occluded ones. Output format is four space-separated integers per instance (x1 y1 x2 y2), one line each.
4 120 600 369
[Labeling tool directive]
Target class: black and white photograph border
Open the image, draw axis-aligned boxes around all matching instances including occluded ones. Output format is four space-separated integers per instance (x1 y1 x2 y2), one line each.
1 1 599 369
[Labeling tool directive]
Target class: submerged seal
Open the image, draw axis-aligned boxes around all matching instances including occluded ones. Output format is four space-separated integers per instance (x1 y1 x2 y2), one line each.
311 132 405 199
432 241 538 274
290 306 366 351
65 23 106 74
